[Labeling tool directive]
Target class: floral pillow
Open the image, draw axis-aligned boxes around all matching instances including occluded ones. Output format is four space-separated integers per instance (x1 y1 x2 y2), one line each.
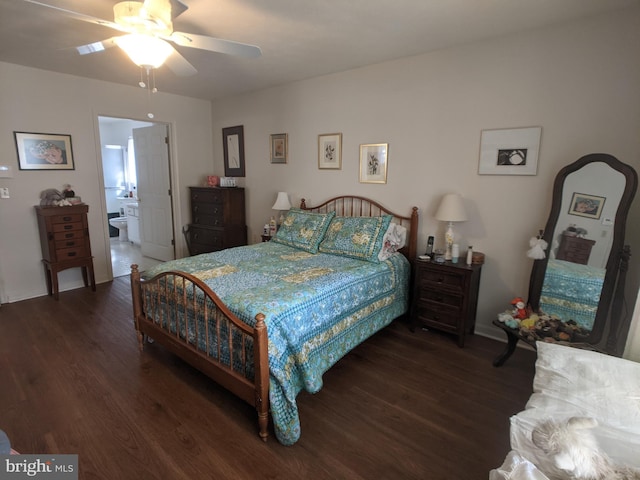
319 215 393 262
271 209 335 253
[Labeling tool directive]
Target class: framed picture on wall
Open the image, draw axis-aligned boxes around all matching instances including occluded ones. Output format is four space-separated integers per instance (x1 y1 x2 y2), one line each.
568 192 605 220
318 133 342 169
478 126 542 175
14 131 75 170
270 133 288 164
223 125 245 177
359 143 388 184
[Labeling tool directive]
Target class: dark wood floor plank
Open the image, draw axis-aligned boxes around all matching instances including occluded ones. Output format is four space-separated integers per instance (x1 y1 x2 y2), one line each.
0 278 536 479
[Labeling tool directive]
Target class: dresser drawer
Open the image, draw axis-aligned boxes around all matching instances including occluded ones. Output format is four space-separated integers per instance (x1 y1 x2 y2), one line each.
189 226 223 249
191 212 224 227
51 221 84 233
191 189 223 204
55 237 86 251
50 213 83 224
55 245 90 260
53 230 84 242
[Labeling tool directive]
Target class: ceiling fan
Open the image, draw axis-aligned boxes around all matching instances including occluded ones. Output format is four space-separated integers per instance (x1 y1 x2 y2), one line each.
22 0 262 76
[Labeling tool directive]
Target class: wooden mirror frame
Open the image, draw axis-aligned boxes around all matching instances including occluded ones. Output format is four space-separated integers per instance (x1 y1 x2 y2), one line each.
527 153 638 350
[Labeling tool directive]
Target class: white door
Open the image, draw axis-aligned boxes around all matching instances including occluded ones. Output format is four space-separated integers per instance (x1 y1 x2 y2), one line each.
133 124 175 262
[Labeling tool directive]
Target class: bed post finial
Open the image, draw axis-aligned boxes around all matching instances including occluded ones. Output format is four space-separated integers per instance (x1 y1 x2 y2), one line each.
300 198 307 209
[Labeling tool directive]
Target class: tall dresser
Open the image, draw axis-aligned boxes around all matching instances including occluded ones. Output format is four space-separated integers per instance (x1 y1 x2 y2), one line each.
187 186 247 255
35 204 96 300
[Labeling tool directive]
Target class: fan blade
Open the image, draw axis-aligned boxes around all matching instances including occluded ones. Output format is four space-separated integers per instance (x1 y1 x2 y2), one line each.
164 46 198 76
170 32 262 58
21 0 131 34
75 37 119 55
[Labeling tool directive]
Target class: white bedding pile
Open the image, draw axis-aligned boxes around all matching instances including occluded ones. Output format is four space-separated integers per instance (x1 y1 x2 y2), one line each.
491 341 640 479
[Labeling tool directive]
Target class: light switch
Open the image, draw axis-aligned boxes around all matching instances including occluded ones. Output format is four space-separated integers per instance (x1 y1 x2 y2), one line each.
0 187 9 198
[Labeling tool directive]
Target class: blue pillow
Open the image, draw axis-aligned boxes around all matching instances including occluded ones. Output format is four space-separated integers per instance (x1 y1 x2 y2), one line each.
271 209 335 253
319 215 393 262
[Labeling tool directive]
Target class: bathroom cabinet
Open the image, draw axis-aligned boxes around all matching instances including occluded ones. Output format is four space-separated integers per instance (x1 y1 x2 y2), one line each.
35 204 96 300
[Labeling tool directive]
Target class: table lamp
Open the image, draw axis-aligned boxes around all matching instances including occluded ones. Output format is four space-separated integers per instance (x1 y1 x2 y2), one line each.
272 192 292 227
434 193 467 260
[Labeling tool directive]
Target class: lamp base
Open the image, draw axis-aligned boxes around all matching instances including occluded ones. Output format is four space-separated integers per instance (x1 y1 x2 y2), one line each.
444 222 454 260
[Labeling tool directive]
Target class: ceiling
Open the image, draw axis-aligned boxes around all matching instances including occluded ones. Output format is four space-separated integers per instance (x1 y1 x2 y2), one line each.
0 0 637 101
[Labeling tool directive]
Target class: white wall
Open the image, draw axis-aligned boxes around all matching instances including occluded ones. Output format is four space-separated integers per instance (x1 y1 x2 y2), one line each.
210 8 640 345
0 63 214 302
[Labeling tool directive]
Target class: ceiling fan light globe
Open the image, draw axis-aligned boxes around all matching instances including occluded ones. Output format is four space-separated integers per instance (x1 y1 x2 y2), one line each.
115 33 173 68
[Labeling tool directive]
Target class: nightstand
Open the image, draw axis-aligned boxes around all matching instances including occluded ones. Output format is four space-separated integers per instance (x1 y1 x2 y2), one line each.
410 258 482 347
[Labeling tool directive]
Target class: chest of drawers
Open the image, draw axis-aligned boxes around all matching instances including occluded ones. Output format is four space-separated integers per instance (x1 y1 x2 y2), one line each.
35 204 96 300
556 234 595 265
410 258 482 347
187 187 247 255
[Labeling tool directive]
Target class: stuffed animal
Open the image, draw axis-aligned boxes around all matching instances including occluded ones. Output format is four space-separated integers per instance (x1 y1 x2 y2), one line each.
532 416 640 480
511 297 528 319
39 188 71 206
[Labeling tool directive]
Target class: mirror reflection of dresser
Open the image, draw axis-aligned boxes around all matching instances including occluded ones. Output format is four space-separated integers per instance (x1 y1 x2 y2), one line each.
556 234 595 265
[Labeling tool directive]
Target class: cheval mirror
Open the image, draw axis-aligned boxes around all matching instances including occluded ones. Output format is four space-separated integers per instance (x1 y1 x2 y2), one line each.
494 153 638 366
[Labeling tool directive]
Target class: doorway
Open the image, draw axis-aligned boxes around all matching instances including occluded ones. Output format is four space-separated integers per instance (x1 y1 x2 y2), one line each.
98 116 174 277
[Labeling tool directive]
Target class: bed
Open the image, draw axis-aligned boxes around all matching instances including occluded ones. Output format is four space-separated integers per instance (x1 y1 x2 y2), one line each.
538 258 605 330
130 195 418 445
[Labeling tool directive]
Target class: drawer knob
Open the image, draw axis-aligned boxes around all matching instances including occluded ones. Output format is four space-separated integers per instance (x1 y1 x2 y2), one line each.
67 252 77 257
62 216 72 221
63 225 73 230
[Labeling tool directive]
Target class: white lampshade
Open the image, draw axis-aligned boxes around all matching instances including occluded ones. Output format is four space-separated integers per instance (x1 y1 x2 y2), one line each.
272 192 292 211
115 34 173 68
435 193 468 222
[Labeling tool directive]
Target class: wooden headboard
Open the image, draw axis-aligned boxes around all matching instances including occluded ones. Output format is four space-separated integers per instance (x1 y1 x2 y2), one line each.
299 195 419 265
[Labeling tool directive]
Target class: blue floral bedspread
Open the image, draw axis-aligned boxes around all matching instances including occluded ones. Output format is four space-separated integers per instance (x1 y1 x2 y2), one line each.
539 259 605 330
141 242 410 445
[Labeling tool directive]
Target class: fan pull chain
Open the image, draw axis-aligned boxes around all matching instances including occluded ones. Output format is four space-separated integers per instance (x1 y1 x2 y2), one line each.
139 66 158 119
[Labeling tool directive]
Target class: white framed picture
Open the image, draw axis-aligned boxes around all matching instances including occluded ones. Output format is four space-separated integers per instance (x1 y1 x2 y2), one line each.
478 127 542 175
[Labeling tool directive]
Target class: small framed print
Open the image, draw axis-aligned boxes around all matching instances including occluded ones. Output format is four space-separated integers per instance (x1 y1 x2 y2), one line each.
270 133 288 164
359 143 388 184
222 125 245 177
318 133 342 169
568 192 605 220
478 127 542 175
14 132 75 170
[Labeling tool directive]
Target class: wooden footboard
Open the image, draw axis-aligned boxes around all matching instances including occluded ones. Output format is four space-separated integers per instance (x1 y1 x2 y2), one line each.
130 264 270 441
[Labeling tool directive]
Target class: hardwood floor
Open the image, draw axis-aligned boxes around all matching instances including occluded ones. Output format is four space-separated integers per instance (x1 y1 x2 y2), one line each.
0 278 536 479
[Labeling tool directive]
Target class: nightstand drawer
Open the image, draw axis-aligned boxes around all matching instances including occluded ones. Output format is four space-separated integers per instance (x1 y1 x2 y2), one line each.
413 304 459 328
419 269 465 291
417 288 463 308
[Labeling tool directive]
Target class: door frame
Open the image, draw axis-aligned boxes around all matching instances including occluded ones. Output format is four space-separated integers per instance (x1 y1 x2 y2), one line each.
95 114 181 279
